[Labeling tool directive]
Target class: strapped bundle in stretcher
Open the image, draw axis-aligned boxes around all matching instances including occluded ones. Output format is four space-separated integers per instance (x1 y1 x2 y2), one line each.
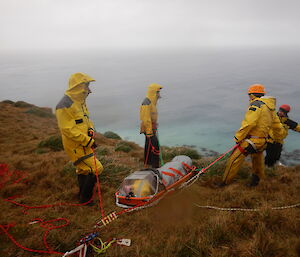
115 155 196 208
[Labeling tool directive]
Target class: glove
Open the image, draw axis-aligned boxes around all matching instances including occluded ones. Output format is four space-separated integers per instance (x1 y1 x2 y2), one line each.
91 141 97 149
88 128 95 138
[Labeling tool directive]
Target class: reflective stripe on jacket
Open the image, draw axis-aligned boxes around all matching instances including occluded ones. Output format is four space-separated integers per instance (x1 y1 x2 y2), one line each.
235 96 275 143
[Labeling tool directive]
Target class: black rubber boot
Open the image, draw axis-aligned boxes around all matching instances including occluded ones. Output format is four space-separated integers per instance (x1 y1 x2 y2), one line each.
80 173 96 205
77 174 87 200
248 174 260 187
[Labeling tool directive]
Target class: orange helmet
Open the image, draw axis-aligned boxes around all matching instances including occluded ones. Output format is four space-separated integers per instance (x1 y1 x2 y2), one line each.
248 84 266 94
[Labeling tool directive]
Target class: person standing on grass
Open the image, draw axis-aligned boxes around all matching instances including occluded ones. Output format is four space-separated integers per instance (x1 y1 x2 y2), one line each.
140 83 163 168
56 72 103 205
221 84 278 187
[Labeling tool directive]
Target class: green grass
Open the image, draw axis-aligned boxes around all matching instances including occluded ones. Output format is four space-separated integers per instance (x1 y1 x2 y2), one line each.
103 131 122 140
37 135 64 152
25 107 54 118
2 100 14 105
96 146 110 156
115 141 132 153
60 162 76 177
13 101 33 108
162 146 201 162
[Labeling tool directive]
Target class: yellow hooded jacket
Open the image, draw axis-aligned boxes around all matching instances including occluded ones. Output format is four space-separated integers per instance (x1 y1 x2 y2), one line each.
273 115 300 144
268 112 285 143
55 73 102 174
140 83 163 136
235 96 279 149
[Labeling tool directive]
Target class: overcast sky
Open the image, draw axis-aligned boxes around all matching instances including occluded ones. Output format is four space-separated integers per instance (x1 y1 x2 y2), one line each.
1 0 300 51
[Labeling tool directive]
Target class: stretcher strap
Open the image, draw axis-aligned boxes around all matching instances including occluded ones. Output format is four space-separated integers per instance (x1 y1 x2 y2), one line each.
162 178 168 187
161 171 175 177
168 167 184 177
182 162 194 172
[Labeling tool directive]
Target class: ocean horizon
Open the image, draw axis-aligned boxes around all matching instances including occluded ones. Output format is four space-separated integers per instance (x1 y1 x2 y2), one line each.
1 47 299 161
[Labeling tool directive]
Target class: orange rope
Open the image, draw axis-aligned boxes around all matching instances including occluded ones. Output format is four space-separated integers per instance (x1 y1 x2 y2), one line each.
93 150 105 218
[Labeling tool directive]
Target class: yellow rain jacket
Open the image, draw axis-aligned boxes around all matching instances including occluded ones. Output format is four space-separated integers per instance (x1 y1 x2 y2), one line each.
268 113 286 144
56 73 103 175
140 83 163 136
273 115 300 144
234 96 277 150
223 96 279 184
132 180 153 197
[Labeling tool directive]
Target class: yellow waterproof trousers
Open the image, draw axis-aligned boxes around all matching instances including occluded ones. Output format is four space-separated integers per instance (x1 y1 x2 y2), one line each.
223 140 266 184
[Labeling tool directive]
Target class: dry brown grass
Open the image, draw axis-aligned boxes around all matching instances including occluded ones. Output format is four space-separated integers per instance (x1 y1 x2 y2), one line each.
0 101 299 257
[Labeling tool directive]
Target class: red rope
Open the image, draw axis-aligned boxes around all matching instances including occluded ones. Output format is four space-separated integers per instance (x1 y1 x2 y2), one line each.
92 150 105 218
144 136 160 168
3 194 95 214
200 144 238 174
0 218 69 255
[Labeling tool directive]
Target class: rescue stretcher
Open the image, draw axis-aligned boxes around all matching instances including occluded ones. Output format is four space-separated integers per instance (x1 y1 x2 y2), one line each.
115 156 197 208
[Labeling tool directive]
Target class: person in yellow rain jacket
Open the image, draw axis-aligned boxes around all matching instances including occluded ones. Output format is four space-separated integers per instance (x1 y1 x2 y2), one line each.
221 84 281 187
56 72 103 204
265 104 300 166
140 83 163 168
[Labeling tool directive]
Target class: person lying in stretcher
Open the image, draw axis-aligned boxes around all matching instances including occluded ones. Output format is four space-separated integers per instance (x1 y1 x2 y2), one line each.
118 155 193 198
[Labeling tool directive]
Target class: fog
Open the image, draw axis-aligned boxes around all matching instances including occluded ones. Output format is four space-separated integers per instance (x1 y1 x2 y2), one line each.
1 0 300 52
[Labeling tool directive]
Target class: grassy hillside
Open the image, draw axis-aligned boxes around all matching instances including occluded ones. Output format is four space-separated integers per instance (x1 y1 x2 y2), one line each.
0 100 299 257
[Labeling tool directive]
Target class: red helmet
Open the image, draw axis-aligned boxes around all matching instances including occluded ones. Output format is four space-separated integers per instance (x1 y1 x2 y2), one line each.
279 104 291 113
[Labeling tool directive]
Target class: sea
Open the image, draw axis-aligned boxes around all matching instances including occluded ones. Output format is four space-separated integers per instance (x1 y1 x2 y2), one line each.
0 47 299 162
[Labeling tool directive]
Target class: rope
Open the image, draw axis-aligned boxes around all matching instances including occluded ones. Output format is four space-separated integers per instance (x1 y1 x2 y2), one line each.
144 135 161 167
90 238 116 255
195 144 238 173
178 145 238 190
0 218 69 255
194 203 300 212
156 130 165 166
93 149 105 218
3 194 95 214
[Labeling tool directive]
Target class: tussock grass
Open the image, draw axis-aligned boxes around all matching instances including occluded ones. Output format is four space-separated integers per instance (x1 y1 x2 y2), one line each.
103 131 122 140
13 101 33 108
37 134 63 152
25 106 54 118
162 146 201 162
115 141 133 153
0 101 300 257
